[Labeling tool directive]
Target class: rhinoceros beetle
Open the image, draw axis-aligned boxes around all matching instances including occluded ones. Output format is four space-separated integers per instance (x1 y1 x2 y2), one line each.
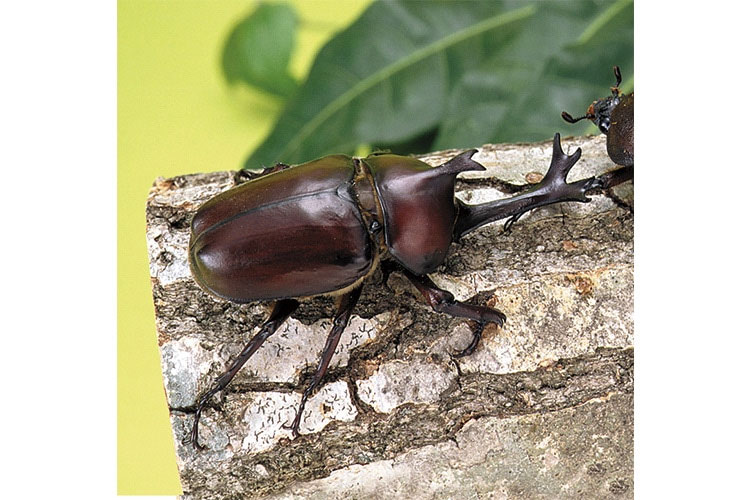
187 133 603 449
562 66 634 189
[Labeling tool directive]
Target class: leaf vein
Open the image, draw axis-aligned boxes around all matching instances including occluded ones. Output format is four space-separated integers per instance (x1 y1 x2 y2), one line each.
276 4 537 160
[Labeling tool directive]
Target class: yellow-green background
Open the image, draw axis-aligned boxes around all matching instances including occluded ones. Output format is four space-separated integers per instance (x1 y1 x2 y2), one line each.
118 1 370 494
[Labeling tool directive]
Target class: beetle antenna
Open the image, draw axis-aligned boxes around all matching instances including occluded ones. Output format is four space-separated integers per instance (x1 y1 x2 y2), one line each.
561 111 593 124
611 65 623 96
613 65 622 89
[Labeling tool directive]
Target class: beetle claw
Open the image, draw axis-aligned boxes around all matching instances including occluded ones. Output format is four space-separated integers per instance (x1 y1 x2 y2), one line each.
451 338 478 359
452 312 506 358
281 420 301 439
189 405 209 450
452 321 485 358
189 420 207 450
283 408 306 439
503 213 524 233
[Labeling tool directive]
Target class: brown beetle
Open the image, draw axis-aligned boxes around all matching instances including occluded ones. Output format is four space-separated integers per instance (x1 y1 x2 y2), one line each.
562 66 634 188
188 133 601 448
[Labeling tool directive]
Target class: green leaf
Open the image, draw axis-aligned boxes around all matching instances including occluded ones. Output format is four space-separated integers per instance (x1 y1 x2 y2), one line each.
244 0 633 168
222 2 298 98
434 0 634 146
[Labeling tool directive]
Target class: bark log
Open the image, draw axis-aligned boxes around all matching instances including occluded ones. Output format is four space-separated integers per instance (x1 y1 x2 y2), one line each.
146 134 633 499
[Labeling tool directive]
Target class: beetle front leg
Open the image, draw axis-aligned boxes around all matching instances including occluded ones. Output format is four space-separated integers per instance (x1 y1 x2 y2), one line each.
403 270 505 358
595 165 633 190
190 298 299 449
286 285 363 438
453 133 600 238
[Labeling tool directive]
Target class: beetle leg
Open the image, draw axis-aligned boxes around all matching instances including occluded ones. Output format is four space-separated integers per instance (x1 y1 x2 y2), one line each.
286 285 363 438
612 65 622 92
402 270 505 358
593 165 633 191
453 133 600 239
455 321 486 358
233 162 291 184
190 298 299 449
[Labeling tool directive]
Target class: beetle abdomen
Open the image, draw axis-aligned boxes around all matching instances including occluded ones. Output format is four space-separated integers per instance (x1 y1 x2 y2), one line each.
189 157 373 302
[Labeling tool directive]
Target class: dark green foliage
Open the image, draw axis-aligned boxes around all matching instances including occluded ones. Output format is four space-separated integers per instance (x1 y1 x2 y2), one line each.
222 2 298 98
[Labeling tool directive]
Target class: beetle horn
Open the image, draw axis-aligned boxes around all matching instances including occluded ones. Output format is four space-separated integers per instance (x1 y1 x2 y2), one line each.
428 149 485 176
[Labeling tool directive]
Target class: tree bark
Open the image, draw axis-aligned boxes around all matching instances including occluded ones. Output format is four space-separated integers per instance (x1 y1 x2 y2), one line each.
146 134 633 499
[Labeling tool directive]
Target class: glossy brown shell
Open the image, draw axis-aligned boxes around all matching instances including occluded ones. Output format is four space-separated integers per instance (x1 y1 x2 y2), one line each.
365 153 481 275
607 92 634 167
189 156 373 302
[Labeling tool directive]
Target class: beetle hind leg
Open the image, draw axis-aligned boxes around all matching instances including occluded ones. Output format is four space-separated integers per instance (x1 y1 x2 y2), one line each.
190 298 299 449
285 285 363 438
402 270 505 358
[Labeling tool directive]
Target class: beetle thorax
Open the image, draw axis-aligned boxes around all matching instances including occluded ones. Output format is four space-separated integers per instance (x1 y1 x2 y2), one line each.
362 153 483 275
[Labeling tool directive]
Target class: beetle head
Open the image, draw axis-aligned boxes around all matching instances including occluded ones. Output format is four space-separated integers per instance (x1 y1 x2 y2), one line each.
561 66 623 135
585 93 621 134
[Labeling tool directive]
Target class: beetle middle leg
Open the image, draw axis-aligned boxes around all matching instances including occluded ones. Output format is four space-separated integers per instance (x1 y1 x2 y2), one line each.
286 285 363 438
403 270 505 358
190 298 299 449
